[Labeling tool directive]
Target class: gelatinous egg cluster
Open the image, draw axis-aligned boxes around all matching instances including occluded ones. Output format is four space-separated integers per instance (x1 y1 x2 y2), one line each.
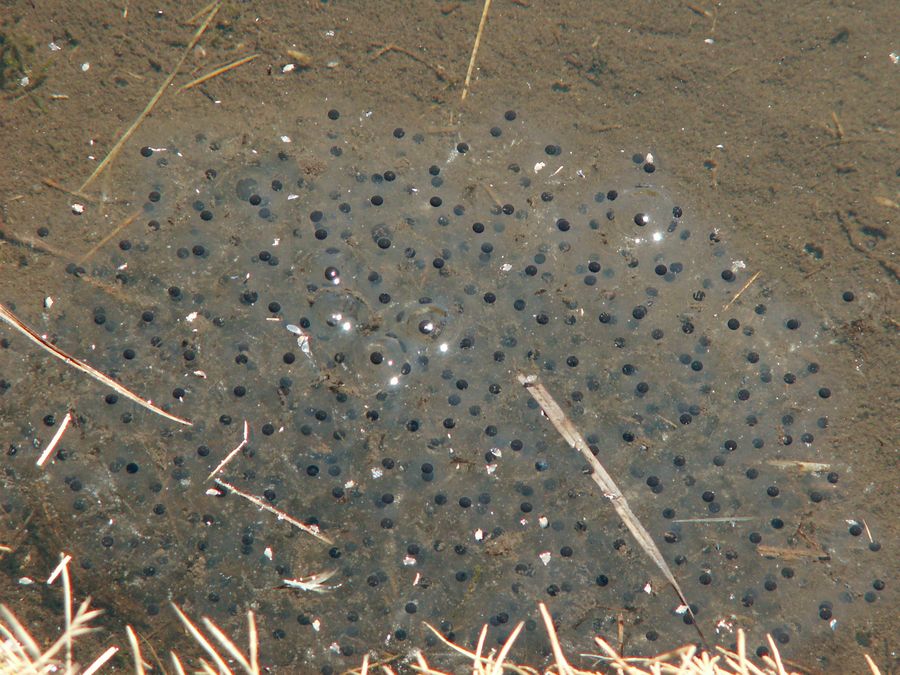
0 102 883 671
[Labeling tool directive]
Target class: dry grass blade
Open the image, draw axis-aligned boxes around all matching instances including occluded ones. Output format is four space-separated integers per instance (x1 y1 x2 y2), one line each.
170 604 259 675
170 650 188 675
44 604 105 669
187 0 219 24
420 623 535 674
672 517 753 524
40 176 93 202
590 636 636 670
864 654 882 675
214 478 333 544
474 623 488 672
36 411 71 466
126 626 145 675
81 646 120 675
722 271 760 312
538 603 579 675
766 460 830 472
201 615 256 674
207 420 249 481
0 595 104 674
178 54 259 92
764 634 787 675
592 630 788 674
0 304 192 426
76 211 140 265
0 605 42 660
247 611 259 675
60 558 73 673
732 629 751 675
198 658 219 674
461 0 492 101
491 621 525 675
171 604 232 674
518 374 699 638
0 587 885 675
411 649 442 675
423 622 481 662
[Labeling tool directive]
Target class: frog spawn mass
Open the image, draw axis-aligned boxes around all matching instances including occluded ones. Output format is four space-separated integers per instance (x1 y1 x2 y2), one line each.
0 104 880 671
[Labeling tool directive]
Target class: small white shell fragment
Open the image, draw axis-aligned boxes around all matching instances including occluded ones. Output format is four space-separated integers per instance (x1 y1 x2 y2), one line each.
286 323 313 359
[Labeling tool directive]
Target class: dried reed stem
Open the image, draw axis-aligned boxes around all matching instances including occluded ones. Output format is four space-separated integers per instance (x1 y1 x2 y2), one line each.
517 373 701 642
0 304 192 426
